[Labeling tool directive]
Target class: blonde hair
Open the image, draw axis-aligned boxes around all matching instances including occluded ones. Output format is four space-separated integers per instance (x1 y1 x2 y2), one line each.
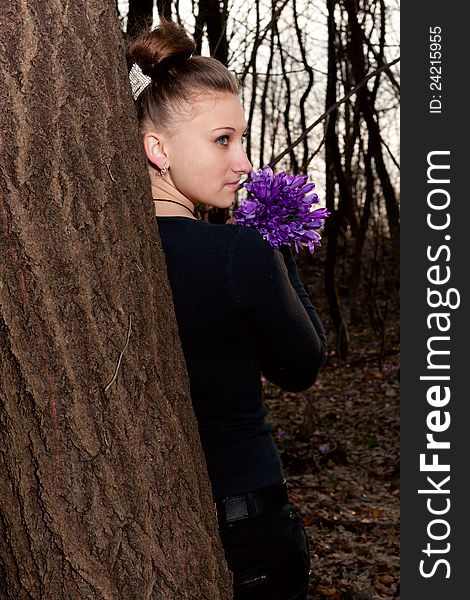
127 19 239 135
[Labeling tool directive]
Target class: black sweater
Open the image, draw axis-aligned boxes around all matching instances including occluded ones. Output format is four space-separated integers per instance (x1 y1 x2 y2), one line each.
156 216 326 498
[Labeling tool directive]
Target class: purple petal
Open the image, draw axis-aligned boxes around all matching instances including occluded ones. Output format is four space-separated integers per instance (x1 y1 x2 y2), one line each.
235 164 330 254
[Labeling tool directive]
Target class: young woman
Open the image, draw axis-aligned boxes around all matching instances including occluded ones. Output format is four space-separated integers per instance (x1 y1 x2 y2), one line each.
127 19 326 600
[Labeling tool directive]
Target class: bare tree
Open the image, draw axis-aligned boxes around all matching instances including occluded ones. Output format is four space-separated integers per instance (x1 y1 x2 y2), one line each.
323 0 351 359
127 0 154 38
343 0 400 252
156 0 173 20
324 0 399 351
0 1 231 598
194 0 229 65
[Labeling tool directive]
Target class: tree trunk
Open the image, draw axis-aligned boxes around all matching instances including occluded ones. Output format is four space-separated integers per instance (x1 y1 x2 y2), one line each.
156 0 172 21
194 0 230 225
127 0 154 39
194 0 229 65
324 0 350 360
0 2 231 598
343 0 400 252
349 146 373 324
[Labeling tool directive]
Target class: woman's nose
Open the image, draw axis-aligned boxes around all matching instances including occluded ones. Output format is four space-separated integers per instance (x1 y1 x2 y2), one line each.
233 146 252 174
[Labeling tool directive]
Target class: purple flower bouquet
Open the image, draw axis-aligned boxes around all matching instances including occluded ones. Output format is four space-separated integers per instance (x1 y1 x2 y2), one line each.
233 165 330 254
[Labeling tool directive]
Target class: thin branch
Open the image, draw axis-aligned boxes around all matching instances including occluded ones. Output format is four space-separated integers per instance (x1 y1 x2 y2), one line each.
270 57 400 168
239 0 291 84
380 132 400 171
104 315 133 393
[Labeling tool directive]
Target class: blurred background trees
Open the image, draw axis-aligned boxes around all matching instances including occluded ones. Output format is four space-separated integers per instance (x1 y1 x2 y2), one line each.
119 0 400 361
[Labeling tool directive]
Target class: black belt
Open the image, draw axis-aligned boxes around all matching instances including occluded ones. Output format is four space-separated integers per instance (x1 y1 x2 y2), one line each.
215 480 289 524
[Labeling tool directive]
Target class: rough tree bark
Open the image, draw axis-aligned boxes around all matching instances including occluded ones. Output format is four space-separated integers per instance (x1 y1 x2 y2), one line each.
0 1 231 598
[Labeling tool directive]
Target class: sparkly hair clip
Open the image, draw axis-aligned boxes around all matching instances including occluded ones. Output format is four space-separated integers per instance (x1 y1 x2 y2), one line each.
129 63 152 101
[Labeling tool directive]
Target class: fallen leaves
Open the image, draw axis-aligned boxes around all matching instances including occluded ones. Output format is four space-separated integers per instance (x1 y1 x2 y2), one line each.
264 322 400 599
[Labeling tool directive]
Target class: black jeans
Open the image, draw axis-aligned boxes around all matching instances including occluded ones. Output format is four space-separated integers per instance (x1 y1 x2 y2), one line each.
218 503 311 600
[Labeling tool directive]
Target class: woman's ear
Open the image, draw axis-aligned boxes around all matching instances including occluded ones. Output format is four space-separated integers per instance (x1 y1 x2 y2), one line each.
143 131 167 170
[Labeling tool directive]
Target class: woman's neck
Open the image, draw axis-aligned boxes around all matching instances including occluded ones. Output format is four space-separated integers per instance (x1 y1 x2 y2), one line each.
151 178 197 219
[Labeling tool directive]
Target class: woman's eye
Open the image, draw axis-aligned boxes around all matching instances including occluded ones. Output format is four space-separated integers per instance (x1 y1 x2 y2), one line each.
216 135 230 146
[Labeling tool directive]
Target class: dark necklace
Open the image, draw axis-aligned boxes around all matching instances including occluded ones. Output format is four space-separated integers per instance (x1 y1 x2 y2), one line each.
153 198 195 217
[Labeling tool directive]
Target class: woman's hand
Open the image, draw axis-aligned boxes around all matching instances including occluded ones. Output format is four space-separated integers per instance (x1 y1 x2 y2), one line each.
225 215 236 225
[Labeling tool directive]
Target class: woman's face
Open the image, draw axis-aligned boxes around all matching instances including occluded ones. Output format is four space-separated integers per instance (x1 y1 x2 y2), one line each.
162 93 252 208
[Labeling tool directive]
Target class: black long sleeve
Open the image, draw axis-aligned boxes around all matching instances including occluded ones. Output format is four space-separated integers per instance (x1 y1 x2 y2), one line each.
156 216 327 497
230 228 326 392
279 244 327 368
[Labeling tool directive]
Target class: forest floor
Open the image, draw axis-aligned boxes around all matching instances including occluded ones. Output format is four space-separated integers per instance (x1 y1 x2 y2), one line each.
264 270 400 600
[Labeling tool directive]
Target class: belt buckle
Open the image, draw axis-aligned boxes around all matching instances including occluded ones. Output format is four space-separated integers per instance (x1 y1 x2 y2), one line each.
223 495 249 523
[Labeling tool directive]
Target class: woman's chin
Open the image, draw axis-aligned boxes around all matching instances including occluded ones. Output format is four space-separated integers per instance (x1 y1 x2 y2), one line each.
198 191 236 210
215 196 237 209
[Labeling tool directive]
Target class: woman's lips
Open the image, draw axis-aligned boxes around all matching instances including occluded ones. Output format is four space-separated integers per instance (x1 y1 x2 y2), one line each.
225 182 240 190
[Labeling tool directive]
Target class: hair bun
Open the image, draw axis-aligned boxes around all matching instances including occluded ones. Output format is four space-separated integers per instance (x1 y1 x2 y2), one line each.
127 18 196 76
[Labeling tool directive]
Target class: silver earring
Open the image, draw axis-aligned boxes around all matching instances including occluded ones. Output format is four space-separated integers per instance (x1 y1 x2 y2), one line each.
159 164 168 178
